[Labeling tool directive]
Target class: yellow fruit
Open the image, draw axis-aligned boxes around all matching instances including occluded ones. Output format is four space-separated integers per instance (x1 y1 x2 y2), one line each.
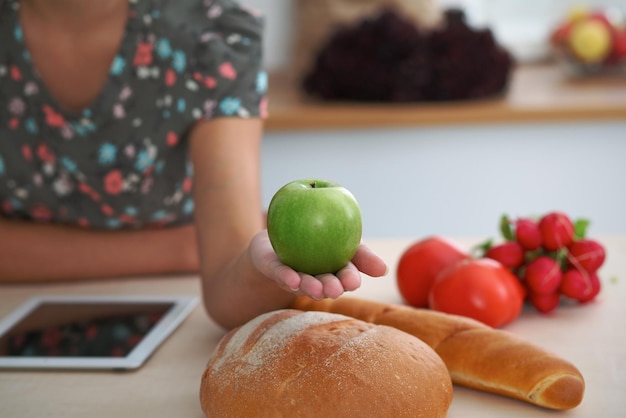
568 20 613 63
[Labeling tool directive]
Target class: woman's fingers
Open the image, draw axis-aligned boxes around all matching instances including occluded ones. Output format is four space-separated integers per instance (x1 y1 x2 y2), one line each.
250 230 387 300
351 244 388 277
298 274 324 299
316 273 345 299
299 263 360 300
336 262 361 292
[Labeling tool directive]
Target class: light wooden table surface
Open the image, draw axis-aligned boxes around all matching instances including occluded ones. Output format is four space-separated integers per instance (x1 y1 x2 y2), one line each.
1 236 625 418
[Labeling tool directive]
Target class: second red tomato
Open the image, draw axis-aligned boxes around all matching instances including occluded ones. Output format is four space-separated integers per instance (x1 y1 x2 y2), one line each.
429 258 525 328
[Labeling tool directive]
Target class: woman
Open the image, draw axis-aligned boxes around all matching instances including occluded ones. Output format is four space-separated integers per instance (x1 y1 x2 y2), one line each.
0 0 387 329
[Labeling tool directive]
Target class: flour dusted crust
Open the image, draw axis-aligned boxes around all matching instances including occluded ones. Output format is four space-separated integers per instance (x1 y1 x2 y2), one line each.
291 296 585 410
200 309 453 418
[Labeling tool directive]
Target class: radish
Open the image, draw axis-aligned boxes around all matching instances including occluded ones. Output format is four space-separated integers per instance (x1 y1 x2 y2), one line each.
560 268 601 303
529 292 560 314
525 256 563 295
539 212 575 251
578 273 601 303
515 217 542 251
485 242 525 269
567 239 606 273
478 210 605 315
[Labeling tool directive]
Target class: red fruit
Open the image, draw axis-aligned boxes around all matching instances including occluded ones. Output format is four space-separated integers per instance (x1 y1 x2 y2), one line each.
612 30 626 59
396 236 469 308
588 12 613 29
550 24 571 46
429 258 525 328
567 239 606 273
539 212 575 251
525 256 563 295
515 218 542 251
485 241 525 269
560 268 586 299
578 273 601 303
529 292 561 314
560 268 601 302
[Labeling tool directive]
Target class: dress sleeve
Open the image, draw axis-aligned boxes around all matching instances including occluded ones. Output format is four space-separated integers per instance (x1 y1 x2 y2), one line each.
189 2 268 120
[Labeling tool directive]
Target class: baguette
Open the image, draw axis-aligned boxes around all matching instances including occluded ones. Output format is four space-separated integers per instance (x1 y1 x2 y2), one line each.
290 296 585 410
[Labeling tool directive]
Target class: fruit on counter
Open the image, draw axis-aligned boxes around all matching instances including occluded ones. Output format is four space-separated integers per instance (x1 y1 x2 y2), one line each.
266 179 362 275
568 19 613 63
481 211 605 314
550 7 626 67
612 30 626 61
549 8 591 47
396 236 470 307
429 258 526 328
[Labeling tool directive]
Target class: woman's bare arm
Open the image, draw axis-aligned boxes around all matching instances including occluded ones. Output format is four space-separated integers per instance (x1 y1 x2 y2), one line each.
190 118 387 329
0 217 199 282
190 117 291 328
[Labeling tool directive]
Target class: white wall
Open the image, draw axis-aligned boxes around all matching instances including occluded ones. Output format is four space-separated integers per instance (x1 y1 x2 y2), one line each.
244 0 294 71
261 121 626 239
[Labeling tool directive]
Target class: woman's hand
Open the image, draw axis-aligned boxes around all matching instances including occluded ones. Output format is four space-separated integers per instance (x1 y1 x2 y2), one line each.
249 230 388 300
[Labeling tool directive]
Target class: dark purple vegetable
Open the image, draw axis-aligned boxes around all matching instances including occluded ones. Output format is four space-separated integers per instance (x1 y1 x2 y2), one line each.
302 9 514 102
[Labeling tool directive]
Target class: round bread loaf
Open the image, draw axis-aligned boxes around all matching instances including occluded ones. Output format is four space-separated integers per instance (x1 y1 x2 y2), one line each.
200 309 453 417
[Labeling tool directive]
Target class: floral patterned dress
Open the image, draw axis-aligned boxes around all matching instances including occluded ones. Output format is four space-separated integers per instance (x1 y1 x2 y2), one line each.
0 0 268 229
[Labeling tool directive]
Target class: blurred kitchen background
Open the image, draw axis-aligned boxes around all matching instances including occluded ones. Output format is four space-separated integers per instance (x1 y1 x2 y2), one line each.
246 0 626 239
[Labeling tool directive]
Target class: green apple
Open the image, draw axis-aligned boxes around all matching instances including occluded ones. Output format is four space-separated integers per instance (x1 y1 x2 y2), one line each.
266 179 362 275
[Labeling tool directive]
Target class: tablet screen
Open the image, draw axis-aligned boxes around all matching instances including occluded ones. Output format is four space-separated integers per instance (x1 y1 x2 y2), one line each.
0 295 198 370
1 302 170 358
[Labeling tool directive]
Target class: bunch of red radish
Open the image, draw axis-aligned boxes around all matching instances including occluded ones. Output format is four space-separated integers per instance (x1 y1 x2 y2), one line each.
480 211 605 314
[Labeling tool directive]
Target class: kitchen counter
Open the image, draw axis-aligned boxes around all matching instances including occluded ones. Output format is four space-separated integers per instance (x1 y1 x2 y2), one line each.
1 235 625 417
265 64 626 131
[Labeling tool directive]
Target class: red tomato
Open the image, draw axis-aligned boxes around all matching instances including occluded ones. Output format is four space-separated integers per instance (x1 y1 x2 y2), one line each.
396 236 469 308
429 258 525 328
